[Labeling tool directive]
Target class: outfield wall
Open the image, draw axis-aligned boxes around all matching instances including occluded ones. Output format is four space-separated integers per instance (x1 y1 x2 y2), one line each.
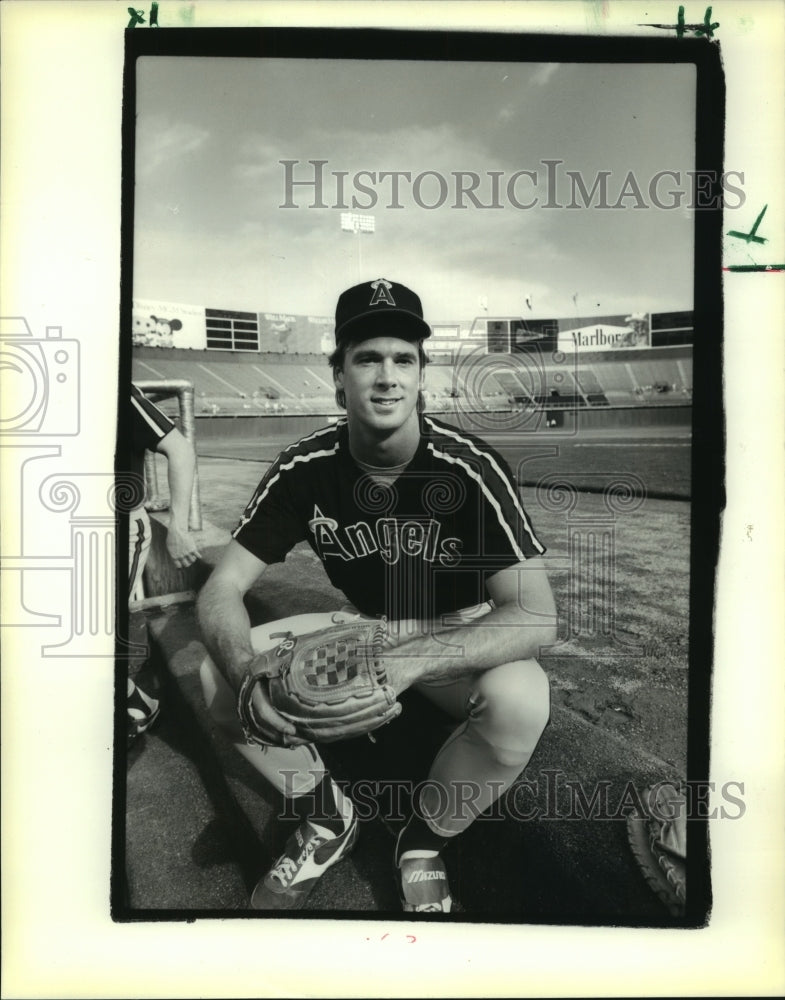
192 404 691 443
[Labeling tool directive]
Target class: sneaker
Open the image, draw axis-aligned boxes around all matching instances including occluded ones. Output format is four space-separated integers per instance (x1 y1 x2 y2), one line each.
397 853 453 913
250 815 359 910
127 678 161 744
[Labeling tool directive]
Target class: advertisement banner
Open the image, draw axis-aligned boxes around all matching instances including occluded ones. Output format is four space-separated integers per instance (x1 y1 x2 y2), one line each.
258 313 334 354
132 299 207 350
557 313 651 352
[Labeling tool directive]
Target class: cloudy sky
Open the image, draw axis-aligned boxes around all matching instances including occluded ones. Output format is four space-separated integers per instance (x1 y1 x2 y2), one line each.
133 55 696 323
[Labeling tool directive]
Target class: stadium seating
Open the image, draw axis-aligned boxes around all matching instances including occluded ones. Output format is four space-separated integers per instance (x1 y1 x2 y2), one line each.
132 347 692 416
571 368 610 406
587 356 691 405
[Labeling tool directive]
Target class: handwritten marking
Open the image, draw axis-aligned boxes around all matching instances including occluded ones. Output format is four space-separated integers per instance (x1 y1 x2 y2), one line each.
727 204 769 245
127 2 158 28
722 264 785 273
365 932 418 943
641 5 719 39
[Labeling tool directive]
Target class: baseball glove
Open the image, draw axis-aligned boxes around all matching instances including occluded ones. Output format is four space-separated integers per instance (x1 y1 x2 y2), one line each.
627 781 687 917
237 617 401 746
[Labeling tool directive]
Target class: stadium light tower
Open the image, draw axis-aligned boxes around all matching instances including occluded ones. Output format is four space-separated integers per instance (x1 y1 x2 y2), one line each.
341 212 375 281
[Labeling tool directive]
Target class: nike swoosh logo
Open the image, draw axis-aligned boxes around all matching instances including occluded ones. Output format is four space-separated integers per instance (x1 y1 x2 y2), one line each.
286 828 354 887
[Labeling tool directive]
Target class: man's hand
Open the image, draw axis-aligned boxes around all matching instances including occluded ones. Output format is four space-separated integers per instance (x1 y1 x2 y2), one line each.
244 654 310 747
238 618 401 746
166 521 201 568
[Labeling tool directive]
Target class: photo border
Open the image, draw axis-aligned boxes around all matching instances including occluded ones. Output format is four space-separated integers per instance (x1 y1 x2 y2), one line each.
113 25 724 928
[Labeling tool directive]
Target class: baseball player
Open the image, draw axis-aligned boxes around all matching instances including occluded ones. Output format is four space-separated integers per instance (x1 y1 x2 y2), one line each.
197 279 556 912
128 383 200 740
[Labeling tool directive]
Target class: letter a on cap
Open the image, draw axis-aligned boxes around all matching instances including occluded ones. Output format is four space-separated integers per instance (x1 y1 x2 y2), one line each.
369 278 396 307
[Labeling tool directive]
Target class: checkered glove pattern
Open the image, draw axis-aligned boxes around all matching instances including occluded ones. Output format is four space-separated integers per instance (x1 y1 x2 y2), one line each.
238 617 401 746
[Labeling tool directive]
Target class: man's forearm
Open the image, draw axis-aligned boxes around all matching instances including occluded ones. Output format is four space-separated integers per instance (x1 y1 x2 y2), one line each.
166 445 195 529
389 604 556 688
197 577 256 690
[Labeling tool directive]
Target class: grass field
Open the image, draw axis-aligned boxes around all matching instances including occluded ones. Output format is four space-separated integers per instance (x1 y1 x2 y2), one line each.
196 425 692 500
508 438 691 499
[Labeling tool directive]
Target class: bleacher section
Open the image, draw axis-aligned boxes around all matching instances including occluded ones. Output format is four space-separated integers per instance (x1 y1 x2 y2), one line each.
133 350 340 415
590 355 692 405
572 369 610 406
132 346 692 416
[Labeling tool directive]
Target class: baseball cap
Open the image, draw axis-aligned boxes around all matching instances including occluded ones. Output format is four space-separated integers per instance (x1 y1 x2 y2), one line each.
334 278 431 346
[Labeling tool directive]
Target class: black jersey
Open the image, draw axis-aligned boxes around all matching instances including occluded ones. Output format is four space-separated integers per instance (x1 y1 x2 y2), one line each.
233 414 546 620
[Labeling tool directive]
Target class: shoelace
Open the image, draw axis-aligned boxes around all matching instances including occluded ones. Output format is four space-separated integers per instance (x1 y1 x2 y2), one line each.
415 902 444 912
270 833 326 886
271 857 299 886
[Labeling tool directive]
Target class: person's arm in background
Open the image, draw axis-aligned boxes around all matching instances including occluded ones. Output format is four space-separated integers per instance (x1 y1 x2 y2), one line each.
157 427 201 568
